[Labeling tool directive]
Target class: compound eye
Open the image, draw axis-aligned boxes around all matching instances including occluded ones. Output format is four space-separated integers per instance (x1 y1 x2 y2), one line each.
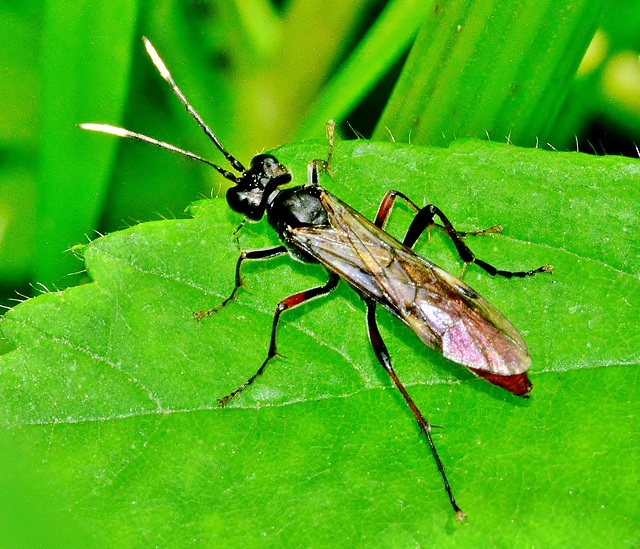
250 154 290 180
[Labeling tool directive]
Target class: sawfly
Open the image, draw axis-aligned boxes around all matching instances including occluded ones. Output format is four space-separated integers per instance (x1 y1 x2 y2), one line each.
81 38 552 520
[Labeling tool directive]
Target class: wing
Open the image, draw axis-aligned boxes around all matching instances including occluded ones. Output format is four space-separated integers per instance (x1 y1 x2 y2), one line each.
288 190 531 393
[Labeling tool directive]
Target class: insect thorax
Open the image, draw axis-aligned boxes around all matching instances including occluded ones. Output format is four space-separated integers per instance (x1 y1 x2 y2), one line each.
267 185 329 235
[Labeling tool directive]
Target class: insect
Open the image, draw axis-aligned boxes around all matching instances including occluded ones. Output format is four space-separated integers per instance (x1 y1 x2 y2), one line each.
81 38 552 521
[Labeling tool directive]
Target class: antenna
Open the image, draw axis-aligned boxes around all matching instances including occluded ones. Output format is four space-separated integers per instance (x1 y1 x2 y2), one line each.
78 123 239 182
79 37 244 182
142 37 246 173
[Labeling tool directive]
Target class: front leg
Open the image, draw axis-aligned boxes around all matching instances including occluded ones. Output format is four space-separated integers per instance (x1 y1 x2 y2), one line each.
194 245 287 320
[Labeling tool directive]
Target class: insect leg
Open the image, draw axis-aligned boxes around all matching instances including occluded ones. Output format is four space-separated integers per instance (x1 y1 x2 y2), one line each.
307 119 337 184
405 204 551 278
375 191 502 238
365 298 466 521
218 272 341 407
194 245 287 320
374 190 551 278
374 190 420 229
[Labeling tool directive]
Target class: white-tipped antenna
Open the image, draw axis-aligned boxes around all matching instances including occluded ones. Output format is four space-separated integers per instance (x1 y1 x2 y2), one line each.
79 123 239 182
141 37 245 173
80 38 246 183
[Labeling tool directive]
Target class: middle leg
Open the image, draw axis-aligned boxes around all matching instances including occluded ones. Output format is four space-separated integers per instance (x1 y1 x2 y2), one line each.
218 272 340 406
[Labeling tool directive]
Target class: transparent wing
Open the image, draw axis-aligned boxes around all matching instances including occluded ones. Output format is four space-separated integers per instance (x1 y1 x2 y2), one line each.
289 190 530 377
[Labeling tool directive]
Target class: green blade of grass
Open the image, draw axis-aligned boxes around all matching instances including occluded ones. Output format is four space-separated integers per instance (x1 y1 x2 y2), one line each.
36 2 139 288
295 0 433 139
375 0 603 147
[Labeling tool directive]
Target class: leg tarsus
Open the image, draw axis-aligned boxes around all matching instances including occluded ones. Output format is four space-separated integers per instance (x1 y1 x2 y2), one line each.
456 224 503 237
194 290 237 320
307 120 336 184
474 258 553 278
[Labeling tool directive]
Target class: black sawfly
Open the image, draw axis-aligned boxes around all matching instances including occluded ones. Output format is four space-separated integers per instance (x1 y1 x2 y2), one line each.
81 37 552 521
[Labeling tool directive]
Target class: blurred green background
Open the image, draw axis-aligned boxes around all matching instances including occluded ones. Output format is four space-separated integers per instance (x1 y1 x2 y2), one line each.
1 0 640 344
1 2 640 546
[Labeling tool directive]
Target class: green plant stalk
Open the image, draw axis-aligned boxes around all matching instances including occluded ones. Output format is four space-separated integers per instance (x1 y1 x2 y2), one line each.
375 0 603 147
236 0 379 148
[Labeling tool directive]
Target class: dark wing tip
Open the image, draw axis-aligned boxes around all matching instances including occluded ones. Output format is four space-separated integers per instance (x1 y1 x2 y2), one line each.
467 368 533 397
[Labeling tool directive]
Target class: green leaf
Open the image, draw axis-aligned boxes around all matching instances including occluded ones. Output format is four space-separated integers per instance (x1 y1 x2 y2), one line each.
1 140 638 546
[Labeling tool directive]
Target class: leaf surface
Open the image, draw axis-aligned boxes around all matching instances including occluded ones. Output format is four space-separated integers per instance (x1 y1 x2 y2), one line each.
1 140 638 547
